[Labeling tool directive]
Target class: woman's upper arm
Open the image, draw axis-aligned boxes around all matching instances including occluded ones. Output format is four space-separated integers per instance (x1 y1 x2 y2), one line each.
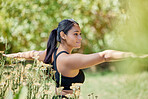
38 49 47 62
61 52 105 70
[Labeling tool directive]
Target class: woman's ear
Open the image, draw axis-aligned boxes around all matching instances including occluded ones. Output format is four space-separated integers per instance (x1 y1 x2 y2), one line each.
60 31 66 40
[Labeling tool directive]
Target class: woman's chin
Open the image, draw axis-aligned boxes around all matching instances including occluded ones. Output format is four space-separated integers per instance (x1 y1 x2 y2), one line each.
74 46 81 49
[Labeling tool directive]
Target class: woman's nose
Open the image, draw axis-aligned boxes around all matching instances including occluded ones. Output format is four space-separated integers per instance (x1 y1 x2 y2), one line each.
78 35 82 40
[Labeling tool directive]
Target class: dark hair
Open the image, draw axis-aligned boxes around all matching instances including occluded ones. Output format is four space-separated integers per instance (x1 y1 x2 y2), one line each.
44 19 79 64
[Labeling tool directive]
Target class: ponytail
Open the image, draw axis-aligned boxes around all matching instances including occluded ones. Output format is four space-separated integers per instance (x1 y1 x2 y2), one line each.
44 28 57 64
44 19 79 64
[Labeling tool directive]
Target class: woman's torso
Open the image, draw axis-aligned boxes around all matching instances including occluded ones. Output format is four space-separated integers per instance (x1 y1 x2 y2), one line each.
51 48 85 94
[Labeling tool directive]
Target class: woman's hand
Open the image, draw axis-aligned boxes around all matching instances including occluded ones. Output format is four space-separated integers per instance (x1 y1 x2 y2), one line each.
3 53 21 58
2 51 36 59
103 50 138 62
2 50 46 61
122 52 138 58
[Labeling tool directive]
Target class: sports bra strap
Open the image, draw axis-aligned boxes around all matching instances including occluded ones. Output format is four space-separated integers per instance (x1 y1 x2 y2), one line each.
56 51 69 58
54 48 69 60
53 48 69 70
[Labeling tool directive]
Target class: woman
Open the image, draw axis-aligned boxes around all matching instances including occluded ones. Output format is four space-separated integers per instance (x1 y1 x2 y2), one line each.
3 19 136 99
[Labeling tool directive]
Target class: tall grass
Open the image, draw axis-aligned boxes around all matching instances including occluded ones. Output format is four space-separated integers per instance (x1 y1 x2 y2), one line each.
0 51 84 99
0 53 55 99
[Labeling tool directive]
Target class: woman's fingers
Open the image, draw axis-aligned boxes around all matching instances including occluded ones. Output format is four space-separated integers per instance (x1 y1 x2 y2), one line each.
139 54 148 58
126 53 148 58
2 53 18 58
129 53 138 58
124 52 138 58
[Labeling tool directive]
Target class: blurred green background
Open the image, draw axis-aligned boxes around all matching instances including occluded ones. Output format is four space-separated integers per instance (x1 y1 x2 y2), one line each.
0 0 119 52
0 0 148 73
1 0 148 99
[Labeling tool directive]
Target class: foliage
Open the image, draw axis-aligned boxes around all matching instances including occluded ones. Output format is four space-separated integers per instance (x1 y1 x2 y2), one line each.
0 0 120 53
106 0 148 53
104 0 148 73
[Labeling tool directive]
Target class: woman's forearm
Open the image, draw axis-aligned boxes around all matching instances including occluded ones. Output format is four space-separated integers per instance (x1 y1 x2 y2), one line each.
17 50 37 59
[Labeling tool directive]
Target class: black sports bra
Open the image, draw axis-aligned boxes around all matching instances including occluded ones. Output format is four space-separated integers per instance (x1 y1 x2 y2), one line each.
51 48 85 90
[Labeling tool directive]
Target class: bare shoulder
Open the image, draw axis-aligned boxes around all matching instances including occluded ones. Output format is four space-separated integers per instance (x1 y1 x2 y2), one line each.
56 53 83 69
56 52 70 63
56 53 71 64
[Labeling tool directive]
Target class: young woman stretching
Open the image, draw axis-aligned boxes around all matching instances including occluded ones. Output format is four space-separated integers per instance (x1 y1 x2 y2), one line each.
3 19 136 99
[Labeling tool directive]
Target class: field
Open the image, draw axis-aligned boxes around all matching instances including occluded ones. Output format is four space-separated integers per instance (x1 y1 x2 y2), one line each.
81 71 148 99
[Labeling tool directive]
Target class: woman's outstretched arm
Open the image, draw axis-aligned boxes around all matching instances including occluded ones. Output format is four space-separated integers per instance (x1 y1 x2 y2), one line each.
3 49 47 61
60 50 137 70
102 50 137 62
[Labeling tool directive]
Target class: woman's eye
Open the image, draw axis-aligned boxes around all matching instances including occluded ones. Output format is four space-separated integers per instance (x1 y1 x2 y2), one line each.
74 33 78 36
74 33 82 36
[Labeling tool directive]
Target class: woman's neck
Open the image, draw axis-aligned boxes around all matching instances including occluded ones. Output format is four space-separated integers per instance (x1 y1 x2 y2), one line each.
58 44 73 54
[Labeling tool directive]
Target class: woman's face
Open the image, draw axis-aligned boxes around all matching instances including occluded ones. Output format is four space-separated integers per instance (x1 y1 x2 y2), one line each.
65 24 82 49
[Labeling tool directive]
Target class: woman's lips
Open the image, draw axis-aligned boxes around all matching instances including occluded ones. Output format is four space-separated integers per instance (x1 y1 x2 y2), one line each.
76 42 81 44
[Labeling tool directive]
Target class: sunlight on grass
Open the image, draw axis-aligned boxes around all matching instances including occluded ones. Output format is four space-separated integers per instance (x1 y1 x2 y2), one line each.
81 72 148 99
